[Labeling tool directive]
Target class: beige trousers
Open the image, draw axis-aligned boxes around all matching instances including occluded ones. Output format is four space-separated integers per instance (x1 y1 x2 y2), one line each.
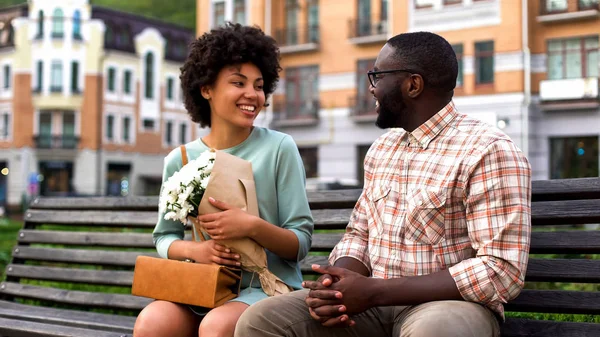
235 289 500 337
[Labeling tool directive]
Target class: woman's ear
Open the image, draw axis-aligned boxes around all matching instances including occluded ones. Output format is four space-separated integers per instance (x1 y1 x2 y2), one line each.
200 86 211 100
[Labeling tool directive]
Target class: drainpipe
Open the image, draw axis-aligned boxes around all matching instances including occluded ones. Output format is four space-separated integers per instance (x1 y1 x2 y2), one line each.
521 0 530 159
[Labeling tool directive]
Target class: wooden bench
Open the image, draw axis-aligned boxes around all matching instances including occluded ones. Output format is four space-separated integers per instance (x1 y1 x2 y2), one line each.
1 177 599 337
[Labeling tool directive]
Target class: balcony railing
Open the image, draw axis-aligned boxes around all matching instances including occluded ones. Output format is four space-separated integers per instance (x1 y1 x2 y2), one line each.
348 19 388 40
538 0 599 22
349 95 377 121
539 77 600 110
272 99 320 126
34 135 80 149
274 26 319 53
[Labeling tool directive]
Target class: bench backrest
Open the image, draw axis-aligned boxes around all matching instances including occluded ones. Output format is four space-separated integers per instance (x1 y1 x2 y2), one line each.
1 178 600 320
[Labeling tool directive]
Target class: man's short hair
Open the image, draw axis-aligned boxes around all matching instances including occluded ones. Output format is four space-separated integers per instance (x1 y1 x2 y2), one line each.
387 32 458 93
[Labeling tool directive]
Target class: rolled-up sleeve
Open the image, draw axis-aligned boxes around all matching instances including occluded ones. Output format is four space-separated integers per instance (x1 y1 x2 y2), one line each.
275 135 314 262
449 139 532 313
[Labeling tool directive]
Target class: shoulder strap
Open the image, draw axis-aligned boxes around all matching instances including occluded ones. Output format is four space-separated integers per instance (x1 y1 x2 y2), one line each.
180 145 188 166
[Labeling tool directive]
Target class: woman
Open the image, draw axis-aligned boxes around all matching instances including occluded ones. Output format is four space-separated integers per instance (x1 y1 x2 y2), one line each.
133 23 314 337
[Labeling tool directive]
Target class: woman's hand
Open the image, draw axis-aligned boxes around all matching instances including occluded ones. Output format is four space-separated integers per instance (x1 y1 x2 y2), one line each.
197 197 257 240
188 240 241 267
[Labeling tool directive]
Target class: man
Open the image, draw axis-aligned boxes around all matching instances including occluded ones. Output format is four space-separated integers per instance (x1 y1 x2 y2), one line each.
235 31 531 337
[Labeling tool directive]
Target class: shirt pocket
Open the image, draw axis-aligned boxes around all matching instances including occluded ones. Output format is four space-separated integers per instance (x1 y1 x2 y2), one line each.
366 184 391 237
405 188 447 245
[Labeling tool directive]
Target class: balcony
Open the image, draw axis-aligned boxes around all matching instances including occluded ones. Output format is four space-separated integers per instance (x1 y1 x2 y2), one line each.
34 135 80 149
539 77 599 111
349 95 377 123
274 26 319 54
348 19 388 45
271 100 320 128
538 0 599 23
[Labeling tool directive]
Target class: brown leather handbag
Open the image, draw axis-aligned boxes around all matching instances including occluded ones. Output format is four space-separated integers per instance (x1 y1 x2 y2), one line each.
131 145 242 308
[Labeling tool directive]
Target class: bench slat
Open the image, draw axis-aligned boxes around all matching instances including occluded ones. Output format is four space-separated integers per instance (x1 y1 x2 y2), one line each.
532 199 600 226
502 317 600 337
18 230 156 248
25 210 157 228
0 300 135 334
11 246 157 266
530 231 600 254
18 230 600 255
506 289 600 315
0 282 151 311
31 196 158 211
532 178 600 202
10 257 600 287
5 265 133 286
24 200 600 230
0 316 129 337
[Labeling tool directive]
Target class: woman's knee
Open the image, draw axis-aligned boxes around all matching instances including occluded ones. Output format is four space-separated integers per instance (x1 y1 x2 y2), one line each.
199 302 248 337
134 301 198 337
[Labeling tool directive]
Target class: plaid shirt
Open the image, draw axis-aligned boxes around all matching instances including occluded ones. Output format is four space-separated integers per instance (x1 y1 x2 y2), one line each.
329 102 531 317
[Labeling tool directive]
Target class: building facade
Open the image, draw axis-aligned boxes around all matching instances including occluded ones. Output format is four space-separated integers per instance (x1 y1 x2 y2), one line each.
197 0 600 186
0 0 198 211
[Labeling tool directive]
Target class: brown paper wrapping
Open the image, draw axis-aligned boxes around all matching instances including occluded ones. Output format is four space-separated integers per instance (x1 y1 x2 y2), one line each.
193 150 293 297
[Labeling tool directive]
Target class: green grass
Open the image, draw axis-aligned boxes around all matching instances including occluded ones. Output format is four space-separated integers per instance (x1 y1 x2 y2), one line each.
0 217 22 279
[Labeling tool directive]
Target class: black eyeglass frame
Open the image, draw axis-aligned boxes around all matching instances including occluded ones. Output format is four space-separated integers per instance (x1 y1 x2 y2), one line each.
367 68 422 87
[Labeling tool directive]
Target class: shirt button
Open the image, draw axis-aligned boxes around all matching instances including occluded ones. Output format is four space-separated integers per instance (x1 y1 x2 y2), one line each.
418 199 424 206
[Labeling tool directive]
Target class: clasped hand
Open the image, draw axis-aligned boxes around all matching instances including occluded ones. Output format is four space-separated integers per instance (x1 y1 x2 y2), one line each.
302 265 373 328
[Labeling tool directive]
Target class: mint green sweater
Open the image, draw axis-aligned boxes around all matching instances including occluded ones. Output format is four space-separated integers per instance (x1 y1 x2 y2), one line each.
152 127 314 304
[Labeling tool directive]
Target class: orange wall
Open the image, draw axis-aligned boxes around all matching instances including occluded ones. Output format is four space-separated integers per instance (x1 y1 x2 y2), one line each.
11 74 34 148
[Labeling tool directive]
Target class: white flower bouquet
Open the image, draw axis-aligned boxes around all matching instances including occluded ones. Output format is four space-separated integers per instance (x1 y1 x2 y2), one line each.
159 150 216 224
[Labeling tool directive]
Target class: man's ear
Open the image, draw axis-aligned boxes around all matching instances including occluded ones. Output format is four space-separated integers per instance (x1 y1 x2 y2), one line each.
407 74 425 99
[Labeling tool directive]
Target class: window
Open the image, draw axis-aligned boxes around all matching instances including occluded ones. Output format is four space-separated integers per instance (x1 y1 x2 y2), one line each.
357 0 372 36
123 117 131 143
1 113 9 139
355 59 376 115
3 65 10 89
475 41 494 84
105 25 114 44
107 67 116 92
166 77 174 100
180 123 187 144
37 10 44 37
36 61 43 91
38 112 52 147
123 70 132 95
73 10 81 39
285 66 319 118
106 163 131 196
143 118 155 130
214 2 225 27
145 52 154 99
545 0 568 13
51 61 62 92
550 136 599 179
165 121 173 145
452 44 464 87
298 147 318 178
52 8 64 38
285 0 298 45
381 0 388 21
547 36 598 80
71 62 79 93
62 112 76 148
308 0 319 43
233 0 246 24
106 115 114 140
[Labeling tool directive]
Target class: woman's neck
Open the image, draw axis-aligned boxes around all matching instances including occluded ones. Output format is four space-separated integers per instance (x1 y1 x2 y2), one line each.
202 124 253 150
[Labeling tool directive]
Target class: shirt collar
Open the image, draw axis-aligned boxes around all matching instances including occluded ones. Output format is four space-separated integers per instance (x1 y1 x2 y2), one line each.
407 101 457 150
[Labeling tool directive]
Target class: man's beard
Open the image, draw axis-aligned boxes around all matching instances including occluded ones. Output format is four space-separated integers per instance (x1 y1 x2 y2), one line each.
375 94 405 129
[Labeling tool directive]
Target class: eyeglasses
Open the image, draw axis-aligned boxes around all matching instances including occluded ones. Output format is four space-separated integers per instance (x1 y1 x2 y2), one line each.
367 68 419 88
